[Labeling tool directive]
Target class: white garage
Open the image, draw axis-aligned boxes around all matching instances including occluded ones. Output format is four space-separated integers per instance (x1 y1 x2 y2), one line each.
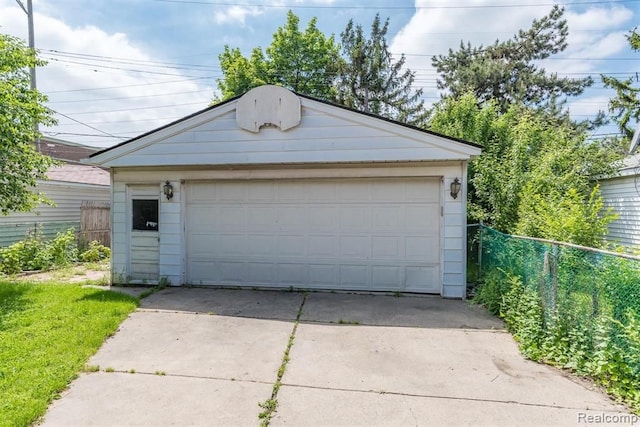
89 85 481 298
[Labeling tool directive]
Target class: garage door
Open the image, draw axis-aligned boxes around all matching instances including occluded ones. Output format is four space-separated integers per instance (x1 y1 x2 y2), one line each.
186 178 441 293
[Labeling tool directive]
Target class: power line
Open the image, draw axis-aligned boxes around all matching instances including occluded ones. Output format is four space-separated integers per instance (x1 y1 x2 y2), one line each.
147 0 640 9
51 110 127 139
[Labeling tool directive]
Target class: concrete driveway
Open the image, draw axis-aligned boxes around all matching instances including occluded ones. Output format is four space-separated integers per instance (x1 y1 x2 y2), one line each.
42 288 630 426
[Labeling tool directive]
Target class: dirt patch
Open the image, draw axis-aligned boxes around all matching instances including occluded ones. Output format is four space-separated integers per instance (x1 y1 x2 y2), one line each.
14 264 109 284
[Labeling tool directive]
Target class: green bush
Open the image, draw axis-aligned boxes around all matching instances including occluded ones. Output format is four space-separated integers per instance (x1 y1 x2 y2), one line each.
79 241 111 262
473 226 640 413
0 228 82 274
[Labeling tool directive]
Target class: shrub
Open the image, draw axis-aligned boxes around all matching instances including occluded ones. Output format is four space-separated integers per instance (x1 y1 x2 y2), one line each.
0 228 80 274
79 241 111 262
47 229 78 267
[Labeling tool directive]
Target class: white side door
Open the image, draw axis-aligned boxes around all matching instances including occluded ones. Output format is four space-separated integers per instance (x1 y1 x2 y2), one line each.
128 186 159 283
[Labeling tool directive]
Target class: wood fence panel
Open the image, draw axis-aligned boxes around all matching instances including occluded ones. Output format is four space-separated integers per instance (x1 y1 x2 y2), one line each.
80 201 111 247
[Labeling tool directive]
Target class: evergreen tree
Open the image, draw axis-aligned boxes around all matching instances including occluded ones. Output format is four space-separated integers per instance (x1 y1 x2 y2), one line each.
337 14 428 126
602 29 640 139
432 6 592 115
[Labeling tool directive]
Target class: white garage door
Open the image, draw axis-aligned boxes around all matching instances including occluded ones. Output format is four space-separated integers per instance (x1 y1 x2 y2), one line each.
186 178 441 293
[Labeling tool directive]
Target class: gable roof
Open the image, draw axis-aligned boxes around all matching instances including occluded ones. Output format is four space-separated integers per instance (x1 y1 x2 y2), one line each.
46 164 110 186
89 85 481 168
40 137 100 163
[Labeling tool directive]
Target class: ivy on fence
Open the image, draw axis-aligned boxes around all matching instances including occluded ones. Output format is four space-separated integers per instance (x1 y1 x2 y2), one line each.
468 224 640 413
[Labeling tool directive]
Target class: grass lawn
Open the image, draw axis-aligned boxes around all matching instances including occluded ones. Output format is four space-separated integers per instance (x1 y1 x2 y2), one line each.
0 279 138 427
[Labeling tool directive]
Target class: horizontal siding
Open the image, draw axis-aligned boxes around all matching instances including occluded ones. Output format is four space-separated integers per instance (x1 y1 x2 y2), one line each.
103 105 477 168
0 182 109 247
0 221 78 248
601 176 640 249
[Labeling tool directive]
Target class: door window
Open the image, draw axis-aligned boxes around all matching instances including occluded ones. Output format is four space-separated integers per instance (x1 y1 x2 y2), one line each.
132 199 159 231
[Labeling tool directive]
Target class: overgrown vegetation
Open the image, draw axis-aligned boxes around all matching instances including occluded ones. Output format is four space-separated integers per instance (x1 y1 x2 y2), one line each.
0 228 110 274
472 226 640 413
0 281 138 426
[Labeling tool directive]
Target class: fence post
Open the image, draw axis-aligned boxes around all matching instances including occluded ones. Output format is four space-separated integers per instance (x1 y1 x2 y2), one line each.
551 243 558 314
478 221 483 281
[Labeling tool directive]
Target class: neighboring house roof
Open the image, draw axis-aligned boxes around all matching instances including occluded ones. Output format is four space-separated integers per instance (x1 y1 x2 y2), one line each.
46 164 110 186
40 136 100 164
89 85 481 168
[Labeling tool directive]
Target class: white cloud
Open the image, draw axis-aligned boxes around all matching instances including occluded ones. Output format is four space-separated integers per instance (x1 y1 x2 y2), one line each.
214 5 264 26
0 1 214 148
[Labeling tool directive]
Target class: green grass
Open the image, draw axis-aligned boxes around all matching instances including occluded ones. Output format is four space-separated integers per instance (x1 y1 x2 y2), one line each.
0 280 138 427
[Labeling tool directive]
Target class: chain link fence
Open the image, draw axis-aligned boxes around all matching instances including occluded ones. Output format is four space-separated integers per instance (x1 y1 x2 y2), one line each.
468 224 640 410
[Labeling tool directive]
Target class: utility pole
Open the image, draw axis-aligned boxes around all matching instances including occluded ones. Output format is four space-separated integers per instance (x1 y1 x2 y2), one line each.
15 0 40 152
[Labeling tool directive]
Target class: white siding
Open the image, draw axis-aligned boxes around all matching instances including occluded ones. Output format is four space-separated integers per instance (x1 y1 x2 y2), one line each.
601 175 640 250
111 163 469 297
93 100 480 168
0 181 109 247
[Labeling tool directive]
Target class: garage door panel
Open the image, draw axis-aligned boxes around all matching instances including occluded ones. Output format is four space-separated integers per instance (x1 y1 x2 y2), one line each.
248 182 274 200
339 182 371 201
309 264 338 286
278 182 306 200
406 206 440 233
248 207 277 228
340 236 371 258
278 263 306 284
406 236 439 261
406 266 439 293
372 236 400 257
218 207 246 229
219 183 246 200
339 265 369 287
372 265 401 288
277 206 307 230
187 178 441 293
248 235 276 256
340 207 372 232
308 207 338 231
308 236 338 257
306 182 337 201
248 262 276 283
218 261 246 283
278 235 307 257
214 234 247 256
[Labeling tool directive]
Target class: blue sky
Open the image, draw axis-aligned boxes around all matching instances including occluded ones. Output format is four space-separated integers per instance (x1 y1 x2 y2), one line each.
0 0 638 147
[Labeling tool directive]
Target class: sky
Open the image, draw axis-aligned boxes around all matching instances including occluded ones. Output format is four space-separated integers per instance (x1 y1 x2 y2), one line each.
0 0 639 148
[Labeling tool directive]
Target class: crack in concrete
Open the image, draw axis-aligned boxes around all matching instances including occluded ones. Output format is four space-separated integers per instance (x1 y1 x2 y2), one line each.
278 382 615 412
91 369 275 386
257 293 307 425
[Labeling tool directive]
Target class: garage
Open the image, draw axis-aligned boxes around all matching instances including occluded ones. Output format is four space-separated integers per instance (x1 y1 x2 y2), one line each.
186 178 440 292
88 85 481 298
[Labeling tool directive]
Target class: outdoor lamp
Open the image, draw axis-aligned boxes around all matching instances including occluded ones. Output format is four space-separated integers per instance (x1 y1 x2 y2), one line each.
163 181 174 200
450 177 461 200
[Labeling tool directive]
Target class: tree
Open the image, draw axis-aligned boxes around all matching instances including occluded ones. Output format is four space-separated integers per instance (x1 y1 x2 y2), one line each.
602 29 640 139
215 46 268 102
266 11 342 100
429 93 619 245
337 14 428 127
432 6 592 115
0 33 56 215
215 11 342 101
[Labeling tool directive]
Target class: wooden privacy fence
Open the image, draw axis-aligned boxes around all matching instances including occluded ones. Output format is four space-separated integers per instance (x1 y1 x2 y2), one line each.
79 201 110 247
